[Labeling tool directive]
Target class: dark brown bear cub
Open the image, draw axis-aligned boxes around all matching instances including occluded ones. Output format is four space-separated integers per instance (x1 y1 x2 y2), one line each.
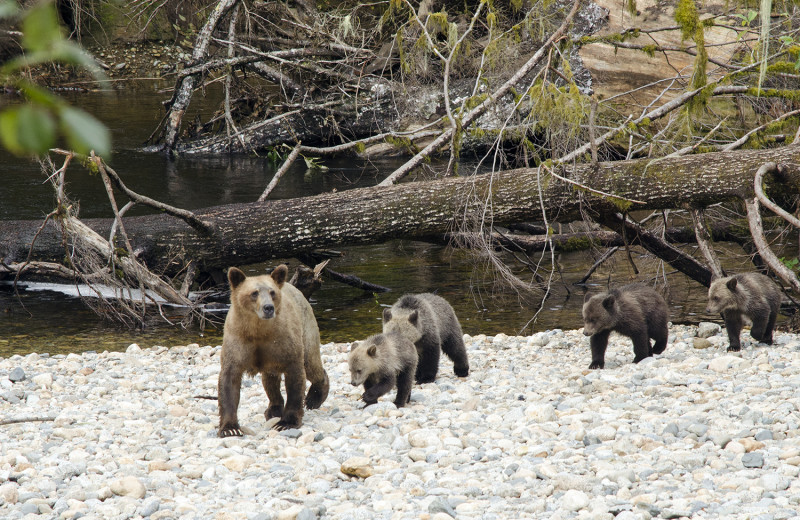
348 332 418 407
383 293 469 383
582 284 669 369
705 272 781 352
217 265 329 436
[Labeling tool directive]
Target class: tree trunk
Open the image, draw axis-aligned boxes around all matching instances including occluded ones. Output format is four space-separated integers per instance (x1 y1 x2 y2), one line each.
3 146 800 280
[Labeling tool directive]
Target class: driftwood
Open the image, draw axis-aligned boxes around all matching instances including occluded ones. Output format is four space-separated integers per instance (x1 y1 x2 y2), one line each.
3 145 800 288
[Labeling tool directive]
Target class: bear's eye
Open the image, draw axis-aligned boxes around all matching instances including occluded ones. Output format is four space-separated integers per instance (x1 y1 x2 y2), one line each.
269 290 276 297
250 290 258 300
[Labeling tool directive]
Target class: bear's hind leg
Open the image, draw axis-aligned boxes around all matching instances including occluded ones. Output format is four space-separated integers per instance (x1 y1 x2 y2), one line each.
751 307 777 345
441 333 469 377
651 323 669 355
305 370 329 410
262 373 284 421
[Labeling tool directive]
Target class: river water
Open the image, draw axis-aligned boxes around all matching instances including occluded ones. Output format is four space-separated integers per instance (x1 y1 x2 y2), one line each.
0 87 741 357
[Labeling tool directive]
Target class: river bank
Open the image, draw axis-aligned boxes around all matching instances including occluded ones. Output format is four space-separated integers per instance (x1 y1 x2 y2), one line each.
2 324 800 520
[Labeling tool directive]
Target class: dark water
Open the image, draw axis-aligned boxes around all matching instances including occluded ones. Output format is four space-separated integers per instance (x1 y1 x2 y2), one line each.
0 87 749 357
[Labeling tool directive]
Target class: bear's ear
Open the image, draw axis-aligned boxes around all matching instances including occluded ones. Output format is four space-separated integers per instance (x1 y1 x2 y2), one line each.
583 292 593 303
271 264 288 287
383 308 392 323
350 341 359 352
367 345 378 357
228 267 247 289
602 294 615 310
408 310 419 326
726 278 738 291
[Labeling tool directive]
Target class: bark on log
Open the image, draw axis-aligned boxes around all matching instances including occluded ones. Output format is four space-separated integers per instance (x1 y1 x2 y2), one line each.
2 146 800 279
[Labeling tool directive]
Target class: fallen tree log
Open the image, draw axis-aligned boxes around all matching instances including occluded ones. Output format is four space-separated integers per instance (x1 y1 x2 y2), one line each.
2 146 800 284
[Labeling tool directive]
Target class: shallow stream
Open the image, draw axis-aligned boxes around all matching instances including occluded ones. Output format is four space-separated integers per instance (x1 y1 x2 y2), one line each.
0 87 746 356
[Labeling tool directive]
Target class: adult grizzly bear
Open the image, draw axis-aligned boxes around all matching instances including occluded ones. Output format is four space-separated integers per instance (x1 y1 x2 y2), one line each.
383 293 469 383
218 265 329 436
705 272 782 352
582 284 669 369
349 332 418 408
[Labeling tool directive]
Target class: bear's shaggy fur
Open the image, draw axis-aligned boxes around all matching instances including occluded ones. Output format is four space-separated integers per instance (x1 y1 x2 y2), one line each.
217 265 329 436
383 293 469 383
348 332 418 407
705 272 782 351
582 284 669 369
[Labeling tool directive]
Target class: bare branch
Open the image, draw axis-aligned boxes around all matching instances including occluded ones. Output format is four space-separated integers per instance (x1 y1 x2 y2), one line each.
258 143 302 202
691 208 725 279
94 157 214 235
745 163 800 292
378 0 582 186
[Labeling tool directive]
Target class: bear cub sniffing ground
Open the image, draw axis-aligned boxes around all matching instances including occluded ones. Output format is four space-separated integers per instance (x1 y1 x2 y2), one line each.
582 284 669 369
217 265 329 436
383 293 469 383
349 332 418 407
705 272 782 352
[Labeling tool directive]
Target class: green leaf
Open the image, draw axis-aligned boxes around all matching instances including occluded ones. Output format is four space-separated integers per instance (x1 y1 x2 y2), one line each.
22 2 63 53
0 108 23 155
59 107 111 156
16 104 56 155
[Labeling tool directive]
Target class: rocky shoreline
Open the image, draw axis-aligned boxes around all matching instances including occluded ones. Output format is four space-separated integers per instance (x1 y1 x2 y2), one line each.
2 324 800 520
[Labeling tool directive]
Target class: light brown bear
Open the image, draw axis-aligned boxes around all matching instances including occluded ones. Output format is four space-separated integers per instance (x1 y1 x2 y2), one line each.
218 265 329 436
705 272 782 352
582 284 669 369
349 332 418 407
383 293 469 383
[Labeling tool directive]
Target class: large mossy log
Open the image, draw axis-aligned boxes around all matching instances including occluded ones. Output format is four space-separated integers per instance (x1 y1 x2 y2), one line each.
2 146 800 278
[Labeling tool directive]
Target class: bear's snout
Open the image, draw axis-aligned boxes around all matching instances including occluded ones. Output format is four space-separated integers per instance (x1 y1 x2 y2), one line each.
350 380 358 386
582 329 593 337
260 303 275 319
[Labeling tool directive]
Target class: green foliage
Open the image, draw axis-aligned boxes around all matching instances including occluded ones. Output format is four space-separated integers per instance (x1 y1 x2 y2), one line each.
674 0 709 116
780 257 800 275
675 0 699 41
172 14 198 49
303 155 329 171
0 0 110 157
266 147 285 164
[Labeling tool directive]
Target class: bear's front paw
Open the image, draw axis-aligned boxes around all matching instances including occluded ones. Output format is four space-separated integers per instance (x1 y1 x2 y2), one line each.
274 419 301 431
454 366 469 377
218 426 244 437
360 395 379 406
588 361 604 369
727 345 741 352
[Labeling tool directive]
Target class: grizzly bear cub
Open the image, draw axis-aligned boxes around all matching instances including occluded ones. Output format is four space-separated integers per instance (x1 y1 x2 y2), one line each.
217 265 329 436
582 284 669 369
383 293 469 383
705 272 782 351
348 332 418 407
